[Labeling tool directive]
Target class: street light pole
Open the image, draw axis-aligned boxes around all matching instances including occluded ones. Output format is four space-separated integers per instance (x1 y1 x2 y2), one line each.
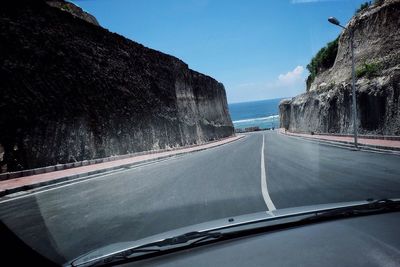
328 17 358 149
349 29 358 149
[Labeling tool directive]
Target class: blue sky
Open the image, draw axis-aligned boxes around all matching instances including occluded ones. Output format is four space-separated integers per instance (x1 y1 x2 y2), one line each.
70 0 368 103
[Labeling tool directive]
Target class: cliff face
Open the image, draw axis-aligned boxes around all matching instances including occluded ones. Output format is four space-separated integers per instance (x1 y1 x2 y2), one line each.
280 0 400 135
0 1 233 172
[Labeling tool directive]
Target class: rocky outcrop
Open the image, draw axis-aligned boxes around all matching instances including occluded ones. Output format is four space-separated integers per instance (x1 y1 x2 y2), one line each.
280 0 400 135
46 0 100 26
0 1 233 172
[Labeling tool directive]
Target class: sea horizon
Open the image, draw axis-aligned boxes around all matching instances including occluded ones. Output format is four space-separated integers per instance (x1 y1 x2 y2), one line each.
228 97 287 130
228 98 285 130
228 96 291 105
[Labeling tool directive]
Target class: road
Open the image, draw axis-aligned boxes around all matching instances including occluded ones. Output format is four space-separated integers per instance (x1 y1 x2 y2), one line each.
1 131 400 264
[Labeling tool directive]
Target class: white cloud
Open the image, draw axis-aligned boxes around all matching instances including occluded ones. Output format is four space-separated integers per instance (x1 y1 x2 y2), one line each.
227 65 307 102
277 66 304 86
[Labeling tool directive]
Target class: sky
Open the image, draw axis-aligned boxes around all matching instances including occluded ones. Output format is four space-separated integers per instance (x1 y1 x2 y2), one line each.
70 0 368 103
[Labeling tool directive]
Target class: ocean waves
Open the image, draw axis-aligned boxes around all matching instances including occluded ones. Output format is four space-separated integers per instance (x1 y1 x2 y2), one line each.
232 114 280 129
228 98 281 130
232 115 279 124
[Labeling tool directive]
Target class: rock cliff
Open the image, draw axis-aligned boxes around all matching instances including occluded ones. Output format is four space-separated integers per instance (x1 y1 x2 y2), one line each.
0 1 234 172
280 0 400 135
46 0 100 26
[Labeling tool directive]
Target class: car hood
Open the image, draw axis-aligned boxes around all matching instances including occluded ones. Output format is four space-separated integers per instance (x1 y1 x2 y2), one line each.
65 199 377 266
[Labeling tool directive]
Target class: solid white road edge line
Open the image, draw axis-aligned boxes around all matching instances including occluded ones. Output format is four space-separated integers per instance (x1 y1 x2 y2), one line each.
261 134 276 211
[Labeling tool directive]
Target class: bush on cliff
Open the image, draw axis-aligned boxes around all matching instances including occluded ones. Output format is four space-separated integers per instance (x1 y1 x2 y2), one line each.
355 1 385 14
356 62 381 78
355 0 385 14
356 2 371 14
306 36 339 89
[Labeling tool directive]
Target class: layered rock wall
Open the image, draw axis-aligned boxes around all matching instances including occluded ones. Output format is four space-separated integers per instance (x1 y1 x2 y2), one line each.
280 0 400 135
0 1 233 172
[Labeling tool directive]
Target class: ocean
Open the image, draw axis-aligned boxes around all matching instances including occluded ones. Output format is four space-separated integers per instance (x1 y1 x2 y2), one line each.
228 98 283 130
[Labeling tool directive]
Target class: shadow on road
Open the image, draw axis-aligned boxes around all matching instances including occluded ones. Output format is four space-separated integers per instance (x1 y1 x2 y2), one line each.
0 195 267 264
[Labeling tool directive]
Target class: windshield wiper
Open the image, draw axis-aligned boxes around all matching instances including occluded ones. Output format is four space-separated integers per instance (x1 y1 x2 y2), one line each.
71 231 225 267
302 199 400 222
159 231 224 246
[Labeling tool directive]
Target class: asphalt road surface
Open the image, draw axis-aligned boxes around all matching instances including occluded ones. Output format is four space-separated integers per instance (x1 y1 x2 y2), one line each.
1 131 400 264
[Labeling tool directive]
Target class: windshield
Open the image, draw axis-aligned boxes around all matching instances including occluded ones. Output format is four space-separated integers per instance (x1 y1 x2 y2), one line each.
1 0 399 265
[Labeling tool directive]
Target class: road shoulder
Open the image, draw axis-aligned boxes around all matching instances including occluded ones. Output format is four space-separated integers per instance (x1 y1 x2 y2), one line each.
278 129 400 155
0 135 244 198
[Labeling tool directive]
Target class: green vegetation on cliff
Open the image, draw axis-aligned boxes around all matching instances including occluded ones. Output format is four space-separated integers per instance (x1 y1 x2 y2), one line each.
306 37 339 90
356 1 385 14
356 2 372 13
305 1 386 90
356 62 381 78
